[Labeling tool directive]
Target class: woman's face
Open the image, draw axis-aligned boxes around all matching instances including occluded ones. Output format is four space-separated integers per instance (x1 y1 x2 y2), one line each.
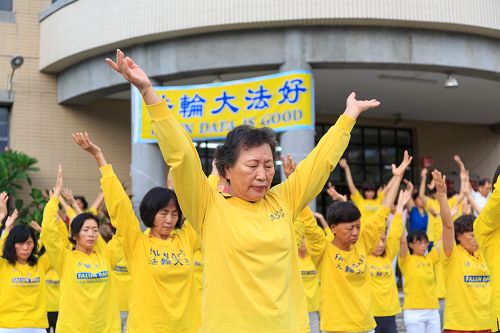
371 234 387 256
151 200 179 238
15 236 35 263
225 144 275 202
457 231 478 254
75 219 99 251
409 238 428 256
332 220 361 246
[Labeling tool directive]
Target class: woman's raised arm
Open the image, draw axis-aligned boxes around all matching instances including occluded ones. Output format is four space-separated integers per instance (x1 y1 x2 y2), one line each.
277 93 380 220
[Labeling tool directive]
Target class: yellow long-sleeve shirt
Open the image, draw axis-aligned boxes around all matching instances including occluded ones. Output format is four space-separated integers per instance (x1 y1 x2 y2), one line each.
368 213 403 317
107 237 130 312
294 207 321 313
399 248 439 310
100 164 199 333
40 197 120 333
307 206 391 332
148 100 354 333
441 243 491 330
474 176 500 331
0 254 50 328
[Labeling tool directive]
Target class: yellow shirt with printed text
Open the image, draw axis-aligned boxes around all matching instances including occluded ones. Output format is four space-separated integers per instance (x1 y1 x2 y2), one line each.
148 100 355 333
368 213 403 317
41 197 121 333
0 254 50 328
442 243 491 330
399 248 439 309
101 165 199 333
308 206 390 332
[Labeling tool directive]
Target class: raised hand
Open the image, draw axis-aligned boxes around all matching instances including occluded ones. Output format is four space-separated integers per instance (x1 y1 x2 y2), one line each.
61 188 76 204
421 168 428 179
106 49 152 94
72 132 108 167
403 179 414 194
52 164 64 198
312 212 329 229
281 154 297 179
5 208 18 232
431 169 447 195
344 92 380 119
0 192 8 221
338 158 348 170
30 220 42 233
326 182 347 202
392 150 413 178
396 189 412 212
72 132 102 156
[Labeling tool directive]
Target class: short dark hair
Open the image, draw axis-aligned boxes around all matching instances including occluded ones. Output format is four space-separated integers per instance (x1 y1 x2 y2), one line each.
75 196 89 210
326 201 361 226
214 125 277 179
454 215 475 244
407 230 428 254
478 178 491 187
361 181 377 193
2 224 38 266
70 213 99 245
139 187 183 229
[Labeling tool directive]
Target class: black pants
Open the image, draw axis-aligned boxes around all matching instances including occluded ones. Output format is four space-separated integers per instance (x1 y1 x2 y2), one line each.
375 315 398 333
47 311 58 333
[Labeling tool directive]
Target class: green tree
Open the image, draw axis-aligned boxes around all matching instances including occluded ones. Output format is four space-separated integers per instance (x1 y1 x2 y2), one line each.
0 150 47 225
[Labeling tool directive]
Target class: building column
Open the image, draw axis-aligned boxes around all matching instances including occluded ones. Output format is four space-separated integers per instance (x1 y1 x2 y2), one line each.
279 30 316 209
130 82 167 221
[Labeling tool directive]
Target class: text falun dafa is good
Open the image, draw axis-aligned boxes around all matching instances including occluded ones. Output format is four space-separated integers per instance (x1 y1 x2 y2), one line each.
134 70 314 142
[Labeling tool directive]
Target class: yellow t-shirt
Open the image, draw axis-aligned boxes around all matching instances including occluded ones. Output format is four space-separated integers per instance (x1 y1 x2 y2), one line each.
474 176 500 331
0 254 50 328
307 206 390 332
351 190 384 222
41 197 121 333
148 100 355 333
442 243 491 330
398 248 439 309
101 165 199 333
368 213 403 317
107 237 130 312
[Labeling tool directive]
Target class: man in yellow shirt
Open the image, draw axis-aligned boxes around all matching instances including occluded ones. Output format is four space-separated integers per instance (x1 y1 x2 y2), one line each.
106 49 380 333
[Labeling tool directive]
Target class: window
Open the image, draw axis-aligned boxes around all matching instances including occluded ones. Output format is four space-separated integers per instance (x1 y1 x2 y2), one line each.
0 0 13 11
0 107 9 152
315 124 414 214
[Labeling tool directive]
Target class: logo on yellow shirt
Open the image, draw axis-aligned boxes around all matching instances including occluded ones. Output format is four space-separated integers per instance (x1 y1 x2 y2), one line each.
269 208 285 222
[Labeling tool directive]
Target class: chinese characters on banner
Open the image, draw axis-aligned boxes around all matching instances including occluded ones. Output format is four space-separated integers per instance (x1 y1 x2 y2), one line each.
133 70 314 142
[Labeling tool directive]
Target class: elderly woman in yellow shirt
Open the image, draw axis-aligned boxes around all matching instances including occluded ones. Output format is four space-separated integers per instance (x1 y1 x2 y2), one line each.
473 165 500 333
432 170 492 333
304 152 411 333
106 49 380 333
72 132 199 333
